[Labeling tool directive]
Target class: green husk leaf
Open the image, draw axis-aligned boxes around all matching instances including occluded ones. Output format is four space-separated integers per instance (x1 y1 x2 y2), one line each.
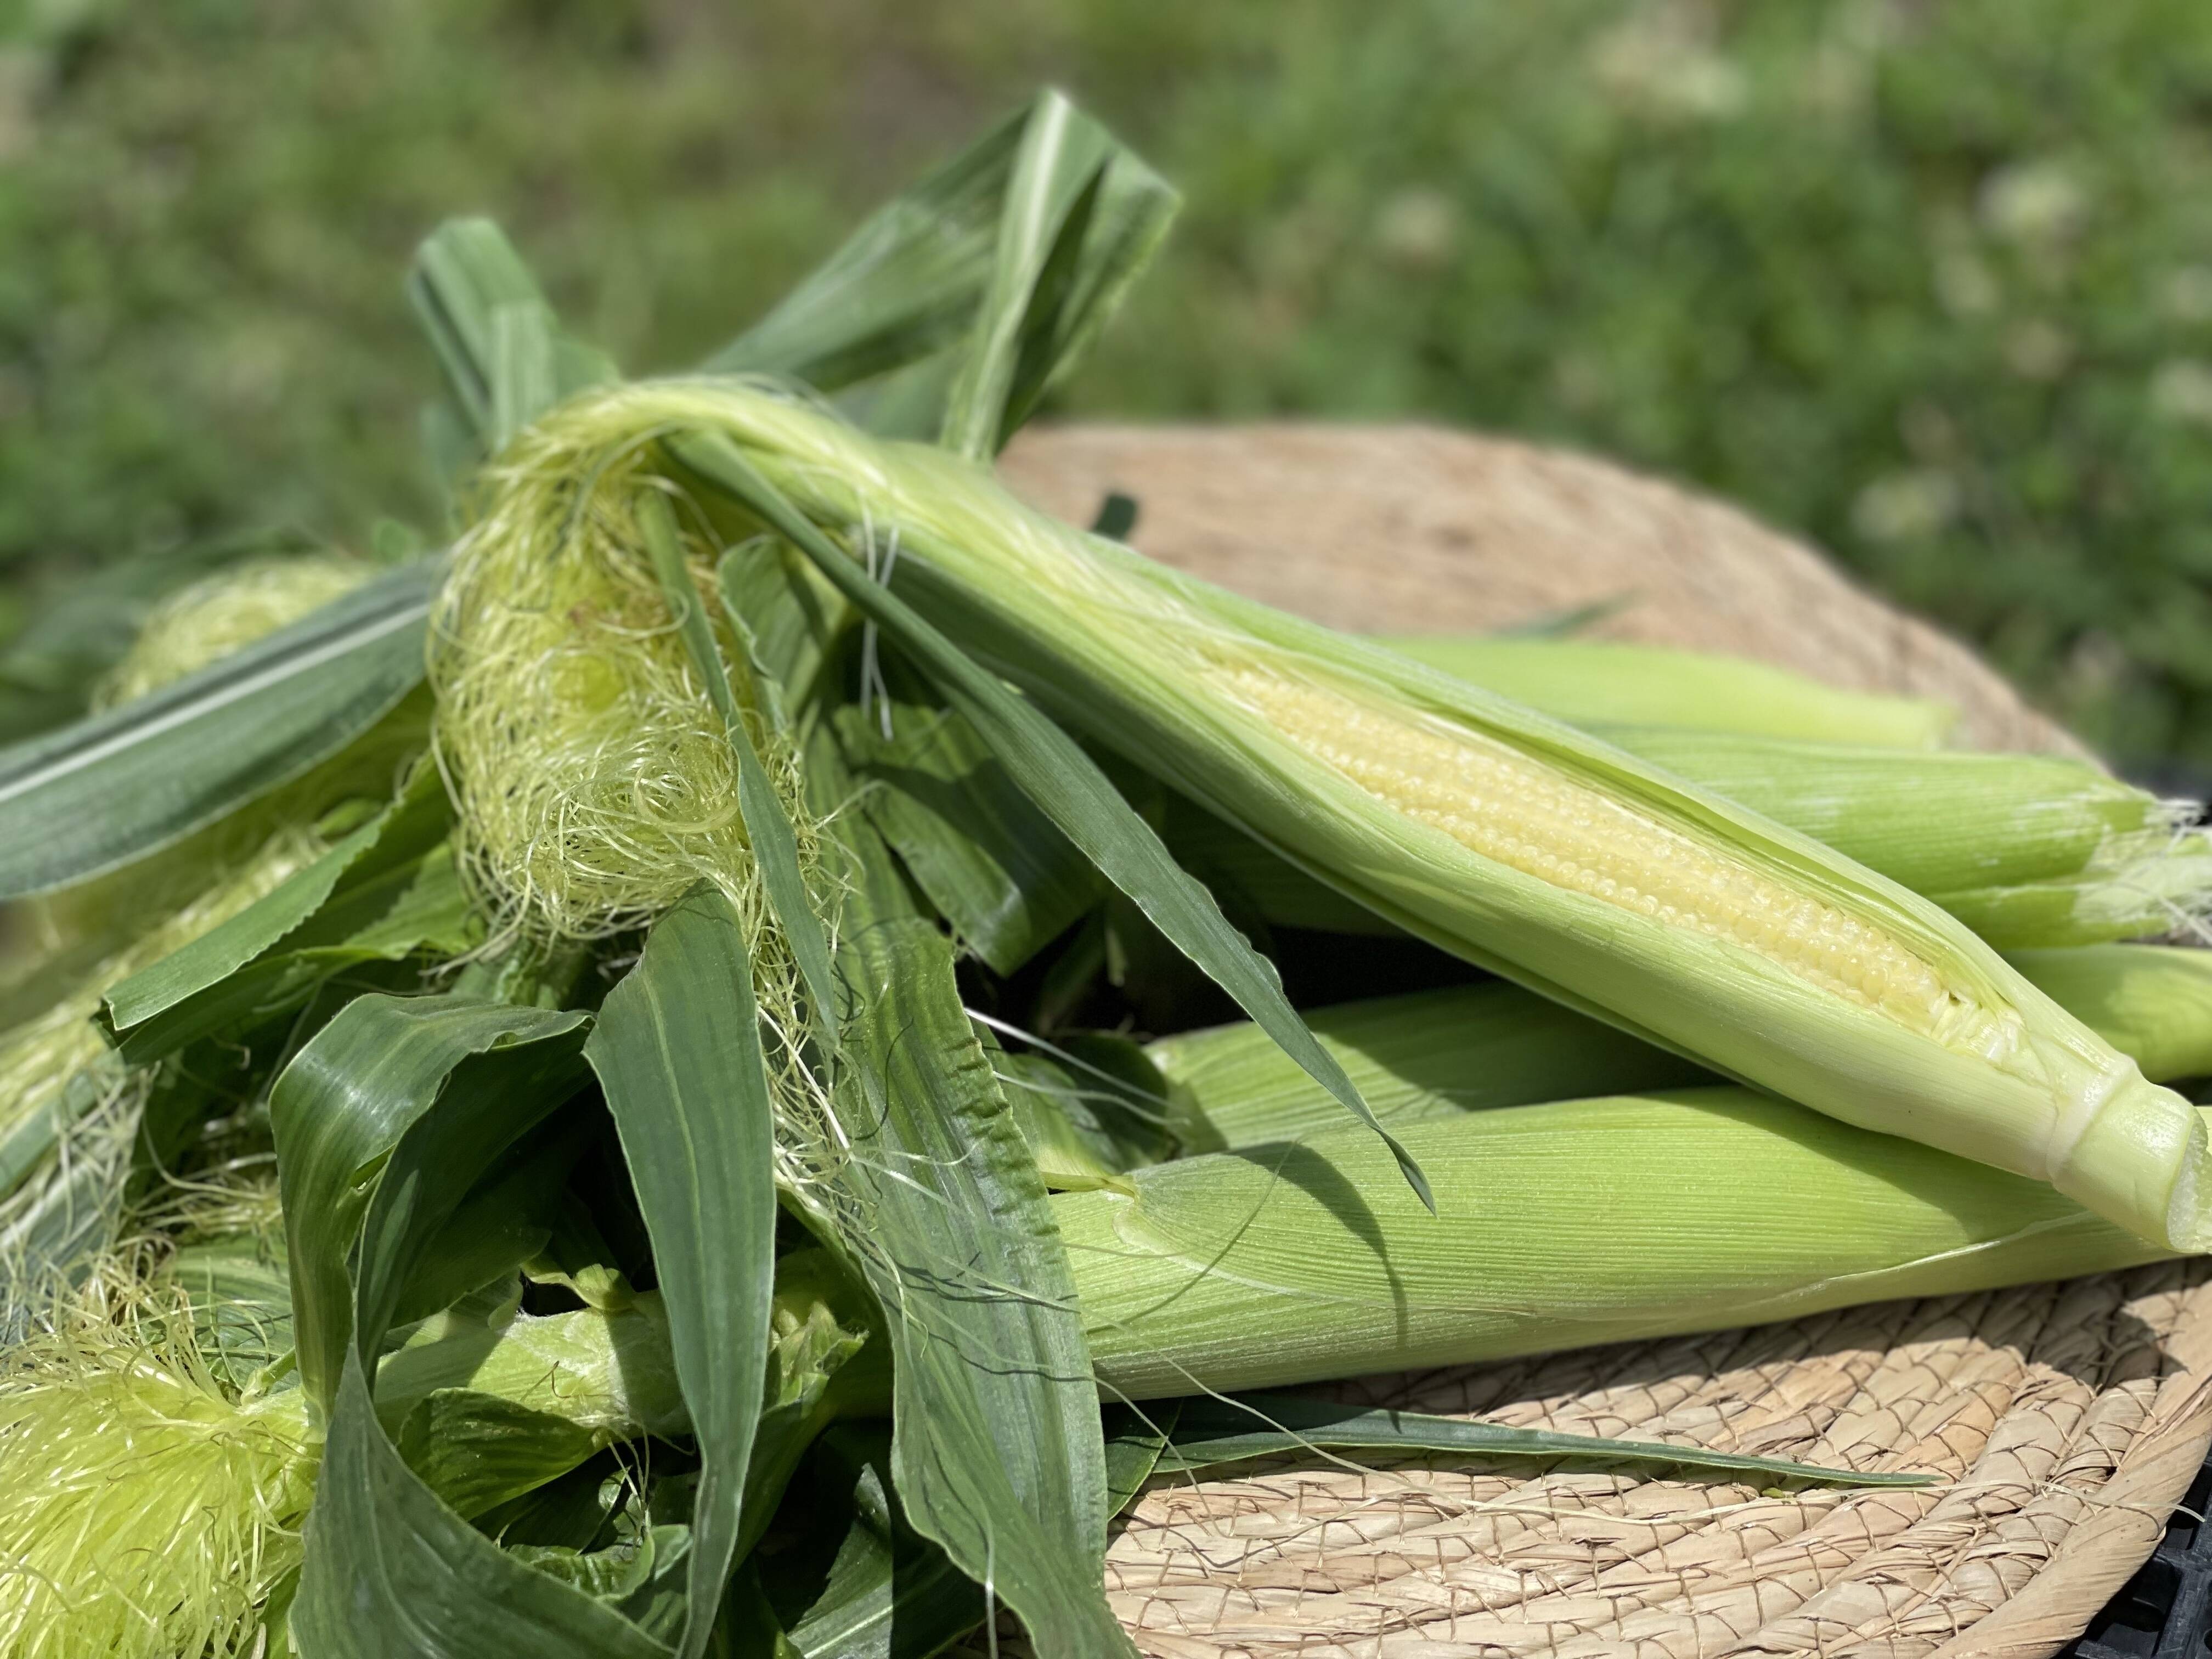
1158 1393 1932 1488
939 88 1178 459
583 883 779 1659
840 696 1102 977
101 761 460 1060
281 995 659 1658
408 218 616 456
637 493 838 1052
0 558 441 898
811 780 1129 1658
676 428 1428 1209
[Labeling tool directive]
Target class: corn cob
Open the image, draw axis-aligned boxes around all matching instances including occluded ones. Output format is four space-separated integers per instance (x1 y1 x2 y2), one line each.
1059 1091 2171 1400
1376 635 1958 748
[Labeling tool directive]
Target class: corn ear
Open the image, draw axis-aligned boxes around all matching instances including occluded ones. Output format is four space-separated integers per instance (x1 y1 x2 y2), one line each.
573 380 2203 1249
1378 635 1958 748
1059 1090 2170 1401
1147 982 1709 1151
2010 946 2212 1085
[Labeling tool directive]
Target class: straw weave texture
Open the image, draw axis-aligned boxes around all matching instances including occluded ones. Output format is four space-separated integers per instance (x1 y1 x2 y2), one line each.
994 425 2212 1657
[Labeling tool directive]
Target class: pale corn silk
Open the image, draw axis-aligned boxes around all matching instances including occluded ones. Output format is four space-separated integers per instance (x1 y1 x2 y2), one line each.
456 376 2207 1251
0 1259 316 1659
426 415 851 1227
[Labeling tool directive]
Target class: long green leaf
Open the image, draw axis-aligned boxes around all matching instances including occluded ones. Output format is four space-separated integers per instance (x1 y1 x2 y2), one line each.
102 761 456 1057
0 558 441 897
939 90 1176 459
637 494 838 1051
409 218 616 455
809 776 1127 1657
678 431 1430 1209
583 885 778 1659
1160 1394 1934 1489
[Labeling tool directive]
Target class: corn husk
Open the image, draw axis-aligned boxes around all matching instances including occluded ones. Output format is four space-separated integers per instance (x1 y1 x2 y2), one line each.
1059 1090 2170 1401
1378 634 1958 748
2011 945 2212 1085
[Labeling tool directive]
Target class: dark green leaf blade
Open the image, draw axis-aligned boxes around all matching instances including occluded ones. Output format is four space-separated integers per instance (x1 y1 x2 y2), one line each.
678 432 1430 1209
0 558 441 898
583 885 778 1659
1162 1393 1934 1489
839 699 1101 977
102 761 454 1050
636 494 838 1051
810 786 1130 1659
270 992 589 1414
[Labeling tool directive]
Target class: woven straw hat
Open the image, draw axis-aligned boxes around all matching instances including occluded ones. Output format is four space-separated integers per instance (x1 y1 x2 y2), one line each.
989 424 2212 1658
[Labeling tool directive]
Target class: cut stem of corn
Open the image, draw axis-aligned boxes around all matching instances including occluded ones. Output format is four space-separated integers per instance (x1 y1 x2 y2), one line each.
499 381 2212 1251
1058 1090 2172 1400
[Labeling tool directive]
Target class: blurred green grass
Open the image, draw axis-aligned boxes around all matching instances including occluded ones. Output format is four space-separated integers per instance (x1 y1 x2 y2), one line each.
9 0 2212 772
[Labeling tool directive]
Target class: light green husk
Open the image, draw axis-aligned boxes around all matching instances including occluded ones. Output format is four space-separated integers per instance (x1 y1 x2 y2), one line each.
2011 946 2212 1085
1377 635 1959 748
1604 727 2212 946
1147 982 1709 1152
1058 1090 2172 1401
483 377 2203 1251
93 555 374 712
1148 947 2212 1151
1163 733 2212 949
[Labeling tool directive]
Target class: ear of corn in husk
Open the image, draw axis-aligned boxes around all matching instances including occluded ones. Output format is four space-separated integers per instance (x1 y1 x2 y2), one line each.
1161 731 2212 949
1149 943 2212 1152
515 378 2207 1250
2010 945 2212 1085
1058 1090 2172 1401
1376 634 1959 748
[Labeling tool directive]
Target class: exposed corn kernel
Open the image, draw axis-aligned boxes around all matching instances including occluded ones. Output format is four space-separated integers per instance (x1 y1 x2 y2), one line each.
1221 668 2022 1058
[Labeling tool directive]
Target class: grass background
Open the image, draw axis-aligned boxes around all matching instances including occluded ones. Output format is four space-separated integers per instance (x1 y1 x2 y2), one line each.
9 0 2212 776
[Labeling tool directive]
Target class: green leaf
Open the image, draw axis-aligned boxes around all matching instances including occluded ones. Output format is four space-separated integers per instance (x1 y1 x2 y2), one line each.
707 90 1171 452
1102 1401 1181 1515
1158 1393 1936 1489
838 698 1101 977
270 993 589 1415
939 89 1177 460
0 558 441 898
583 884 779 1659
766 1431 986 1659
636 495 838 1054
408 218 616 455
815 798 1130 1658
302 1352 671 1659
676 431 1430 1209
102 762 460 1059
279 995 667 1658
397 1391 603 1521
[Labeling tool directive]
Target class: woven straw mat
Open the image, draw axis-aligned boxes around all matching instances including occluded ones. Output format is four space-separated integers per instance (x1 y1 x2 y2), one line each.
982 424 2212 1658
